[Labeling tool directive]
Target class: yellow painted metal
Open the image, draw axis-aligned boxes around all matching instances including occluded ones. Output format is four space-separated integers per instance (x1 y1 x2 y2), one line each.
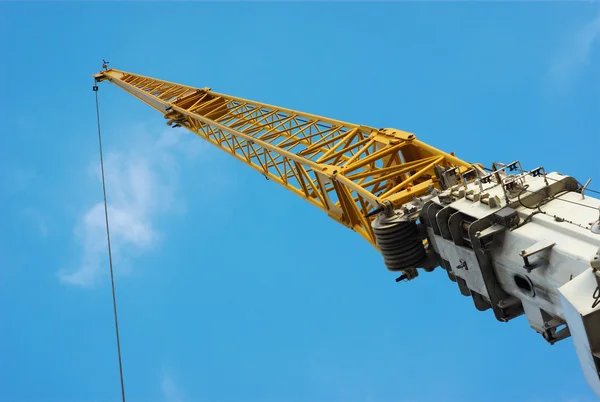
94 68 481 248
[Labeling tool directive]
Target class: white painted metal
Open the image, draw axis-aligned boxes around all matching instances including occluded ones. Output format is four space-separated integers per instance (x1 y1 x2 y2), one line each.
403 166 600 397
559 269 600 397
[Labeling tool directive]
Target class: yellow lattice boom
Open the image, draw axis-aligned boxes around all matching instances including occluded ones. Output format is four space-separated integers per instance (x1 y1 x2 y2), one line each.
94 68 481 248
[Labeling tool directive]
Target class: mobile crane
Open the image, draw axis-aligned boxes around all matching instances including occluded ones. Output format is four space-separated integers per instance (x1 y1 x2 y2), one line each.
93 66 600 398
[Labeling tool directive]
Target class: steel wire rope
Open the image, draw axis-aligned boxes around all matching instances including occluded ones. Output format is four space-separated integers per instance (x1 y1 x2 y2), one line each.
93 80 127 402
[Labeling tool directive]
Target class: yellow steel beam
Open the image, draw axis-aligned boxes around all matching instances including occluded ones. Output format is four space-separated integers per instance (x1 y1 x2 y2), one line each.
94 68 481 248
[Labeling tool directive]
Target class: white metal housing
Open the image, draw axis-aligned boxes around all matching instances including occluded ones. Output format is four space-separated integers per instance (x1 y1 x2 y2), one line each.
373 162 600 397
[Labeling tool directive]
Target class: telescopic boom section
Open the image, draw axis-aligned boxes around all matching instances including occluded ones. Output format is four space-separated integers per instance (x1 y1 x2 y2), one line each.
93 68 479 248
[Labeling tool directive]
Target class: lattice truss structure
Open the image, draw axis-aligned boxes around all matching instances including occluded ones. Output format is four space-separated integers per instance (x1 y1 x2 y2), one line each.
94 69 481 247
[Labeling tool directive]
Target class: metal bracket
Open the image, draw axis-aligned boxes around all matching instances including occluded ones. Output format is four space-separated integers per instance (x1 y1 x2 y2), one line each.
520 239 555 272
395 268 418 283
434 166 460 191
543 325 571 345
582 178 593 199
470 216 524 322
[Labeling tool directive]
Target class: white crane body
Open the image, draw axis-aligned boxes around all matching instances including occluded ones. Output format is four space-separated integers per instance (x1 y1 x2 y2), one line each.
397 164 600 396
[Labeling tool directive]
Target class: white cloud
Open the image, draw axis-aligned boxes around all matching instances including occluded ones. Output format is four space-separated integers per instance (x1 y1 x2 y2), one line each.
548 10 600 87
59 125 208 287
20 207 50 238
161 368 186 402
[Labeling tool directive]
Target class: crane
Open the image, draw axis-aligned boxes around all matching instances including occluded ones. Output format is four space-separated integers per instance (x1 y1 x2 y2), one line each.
93 66 600 398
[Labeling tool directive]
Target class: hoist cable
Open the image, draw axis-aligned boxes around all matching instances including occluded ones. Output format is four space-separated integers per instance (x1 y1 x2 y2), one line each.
93 81 127 402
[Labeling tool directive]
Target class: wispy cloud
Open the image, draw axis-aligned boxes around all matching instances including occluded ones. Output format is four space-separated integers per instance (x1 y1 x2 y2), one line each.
161 368 186 402
21 207 50 238
59 125 208 287
548 10 600 88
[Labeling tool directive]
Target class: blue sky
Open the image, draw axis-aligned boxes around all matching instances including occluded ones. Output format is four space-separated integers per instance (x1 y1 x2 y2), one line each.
1 2 600 402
